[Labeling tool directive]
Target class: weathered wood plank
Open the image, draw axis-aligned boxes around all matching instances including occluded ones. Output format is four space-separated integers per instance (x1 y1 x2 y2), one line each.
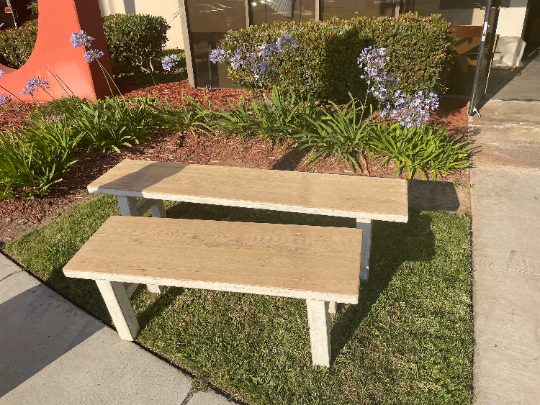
64 216 363 304
89 160 408 222
147 284 164 294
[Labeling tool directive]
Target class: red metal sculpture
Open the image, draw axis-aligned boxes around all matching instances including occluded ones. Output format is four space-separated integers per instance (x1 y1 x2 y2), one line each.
0 0 113 102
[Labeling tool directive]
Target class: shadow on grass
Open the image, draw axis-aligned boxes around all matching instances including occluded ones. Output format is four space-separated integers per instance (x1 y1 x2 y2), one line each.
134 286 186 330
165 202 435 365
37 199 434 369
331 209 435 362
165 200 355 228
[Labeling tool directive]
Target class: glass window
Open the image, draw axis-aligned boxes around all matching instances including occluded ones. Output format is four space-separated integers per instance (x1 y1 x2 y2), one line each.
186 0 246 88
404 0 486 26
321 0 396 20
250 0 316 25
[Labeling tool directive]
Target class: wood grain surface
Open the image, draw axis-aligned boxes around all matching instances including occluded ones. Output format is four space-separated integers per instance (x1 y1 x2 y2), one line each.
64 216 363 303
87 160 408 222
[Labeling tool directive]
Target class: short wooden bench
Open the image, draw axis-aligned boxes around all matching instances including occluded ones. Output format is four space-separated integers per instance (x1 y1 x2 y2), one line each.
63 216 363 367
87 159 408 311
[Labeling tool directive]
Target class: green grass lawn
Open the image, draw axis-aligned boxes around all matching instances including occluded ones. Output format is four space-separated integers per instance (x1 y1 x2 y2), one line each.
3 195 473 404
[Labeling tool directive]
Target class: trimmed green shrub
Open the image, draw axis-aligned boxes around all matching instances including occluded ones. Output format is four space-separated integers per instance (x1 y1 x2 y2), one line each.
0 14 170 74
102 14 170 74
0 20 38 68
219 13 455 101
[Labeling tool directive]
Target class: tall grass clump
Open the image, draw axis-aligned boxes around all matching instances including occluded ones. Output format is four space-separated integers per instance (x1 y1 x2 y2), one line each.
217 88 318 149
295 95 371 172
368 122 472 180
0 118 81 198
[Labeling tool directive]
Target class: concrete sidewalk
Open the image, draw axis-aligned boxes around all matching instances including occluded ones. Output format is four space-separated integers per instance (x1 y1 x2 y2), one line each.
0 253 234 405
470 100 540 404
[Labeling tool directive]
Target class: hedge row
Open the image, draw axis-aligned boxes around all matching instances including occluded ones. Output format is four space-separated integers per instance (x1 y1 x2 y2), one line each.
0 14 170 74
220 13 455 101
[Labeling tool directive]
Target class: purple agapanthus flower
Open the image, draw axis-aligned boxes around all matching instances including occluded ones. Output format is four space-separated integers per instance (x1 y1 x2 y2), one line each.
84 49 104 63
230 51 245 70
0 93 12 105
385 90 439 128
161 54 179 71
20 76 50 96
276 32 298 53
358 46 439 127
209 48 229 64
70 30 95 49
209 32 298 84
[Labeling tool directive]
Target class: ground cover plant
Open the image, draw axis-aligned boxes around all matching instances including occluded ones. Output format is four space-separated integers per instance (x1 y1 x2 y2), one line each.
4 195 473 405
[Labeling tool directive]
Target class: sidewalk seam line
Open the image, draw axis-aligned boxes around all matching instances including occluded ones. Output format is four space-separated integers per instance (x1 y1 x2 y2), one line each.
0 270 21 283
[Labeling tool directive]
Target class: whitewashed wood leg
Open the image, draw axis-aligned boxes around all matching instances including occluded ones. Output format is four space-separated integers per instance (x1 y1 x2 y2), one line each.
117 195 138 216
147 284 164 294
125 282 139 298
96 280 140 341
356 219 372 282
150 200 167 218
306 299 331 367
328 302 337 314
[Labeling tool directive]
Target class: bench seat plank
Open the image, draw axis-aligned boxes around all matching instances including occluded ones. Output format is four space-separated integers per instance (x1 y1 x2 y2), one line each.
87 160 408 222
64 216 363 304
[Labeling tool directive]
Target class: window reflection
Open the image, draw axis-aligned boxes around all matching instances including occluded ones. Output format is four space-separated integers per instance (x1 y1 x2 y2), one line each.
250 0 315 25
321 0 395 19
186 0 246 88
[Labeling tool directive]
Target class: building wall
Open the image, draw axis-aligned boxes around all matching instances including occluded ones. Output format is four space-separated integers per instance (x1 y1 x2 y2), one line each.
496 0 529 37
97 0 184 49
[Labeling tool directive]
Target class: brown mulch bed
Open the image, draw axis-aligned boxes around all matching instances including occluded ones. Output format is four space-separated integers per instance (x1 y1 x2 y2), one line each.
0 80 470 246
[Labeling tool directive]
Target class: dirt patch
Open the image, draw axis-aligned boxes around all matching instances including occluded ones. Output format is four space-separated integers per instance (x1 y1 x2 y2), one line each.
0 82 471 246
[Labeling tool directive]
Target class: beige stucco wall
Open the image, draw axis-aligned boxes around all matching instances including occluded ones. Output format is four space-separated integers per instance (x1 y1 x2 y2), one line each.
496 0 529 37
97 0 184 49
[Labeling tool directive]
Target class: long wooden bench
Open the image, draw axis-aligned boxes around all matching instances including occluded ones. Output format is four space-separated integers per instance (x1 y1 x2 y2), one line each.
63 216 363 367
87 159 408 311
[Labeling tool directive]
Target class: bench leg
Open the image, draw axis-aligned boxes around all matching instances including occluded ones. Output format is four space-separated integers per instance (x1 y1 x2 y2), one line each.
328 302 337 314
117 196 161 294
356 219 372 282
306 299 331 367
147 284 164 294
117 195 138 216
96 280 140 341
150 200 167 218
